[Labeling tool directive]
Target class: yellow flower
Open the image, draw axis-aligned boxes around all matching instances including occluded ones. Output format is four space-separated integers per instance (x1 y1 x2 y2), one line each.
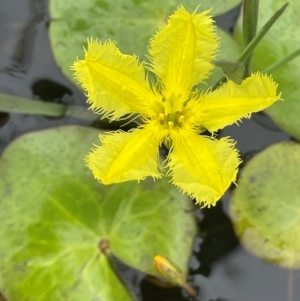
72 5 280 207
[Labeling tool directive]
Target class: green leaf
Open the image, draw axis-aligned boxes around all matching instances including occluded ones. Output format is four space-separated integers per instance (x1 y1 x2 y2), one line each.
49 0 242 82
199 0 242 14
212 59 244 84
0 126 196 301
199 28 242 90
234 0 300 140
230 142 300 268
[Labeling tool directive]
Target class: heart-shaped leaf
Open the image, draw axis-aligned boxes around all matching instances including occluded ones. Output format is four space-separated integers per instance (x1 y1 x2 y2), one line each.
49 0 242 83
230 142 300 268
0 126 195 301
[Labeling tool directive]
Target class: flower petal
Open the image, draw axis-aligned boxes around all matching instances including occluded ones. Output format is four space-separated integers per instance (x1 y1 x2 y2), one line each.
168 132 241 207
148 5 218 111
86 124 163 184
72 39 158 120
190 72 281 132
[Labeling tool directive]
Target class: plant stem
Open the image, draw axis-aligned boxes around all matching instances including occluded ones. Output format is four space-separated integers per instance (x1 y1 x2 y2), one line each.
243 0 259 47
0 93 66 117
181 282 197 297
0 93 96 120
212 2 289 89
238 2 289 64
242 0 259 76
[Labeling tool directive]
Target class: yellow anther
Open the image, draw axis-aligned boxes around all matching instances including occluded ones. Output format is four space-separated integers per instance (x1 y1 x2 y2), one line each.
178 115 184 124
168 121 174 128
159 113 165 121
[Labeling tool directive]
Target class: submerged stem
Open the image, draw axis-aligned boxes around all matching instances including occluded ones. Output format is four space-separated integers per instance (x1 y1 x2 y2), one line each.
0 93 96 120
181 282 197 297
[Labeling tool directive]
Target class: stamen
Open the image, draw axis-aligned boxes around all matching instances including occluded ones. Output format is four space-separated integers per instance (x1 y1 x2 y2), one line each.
178 115 184 124
159 113 165 121
168 121 174 129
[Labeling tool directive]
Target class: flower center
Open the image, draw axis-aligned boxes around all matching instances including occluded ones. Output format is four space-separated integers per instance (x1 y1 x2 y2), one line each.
158 111 185 130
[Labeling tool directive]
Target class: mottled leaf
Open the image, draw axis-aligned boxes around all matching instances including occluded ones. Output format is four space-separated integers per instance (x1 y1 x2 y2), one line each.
0 126 195 300
49 0 242 83
230 142 300 268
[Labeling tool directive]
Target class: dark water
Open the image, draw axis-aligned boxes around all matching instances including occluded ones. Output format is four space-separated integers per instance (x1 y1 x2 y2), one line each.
0 1 299 301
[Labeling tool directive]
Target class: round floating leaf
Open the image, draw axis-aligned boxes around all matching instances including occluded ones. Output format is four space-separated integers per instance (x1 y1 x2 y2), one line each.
230 142 300 268
49 0 242 82
0 126 195 301
234 0 300 140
